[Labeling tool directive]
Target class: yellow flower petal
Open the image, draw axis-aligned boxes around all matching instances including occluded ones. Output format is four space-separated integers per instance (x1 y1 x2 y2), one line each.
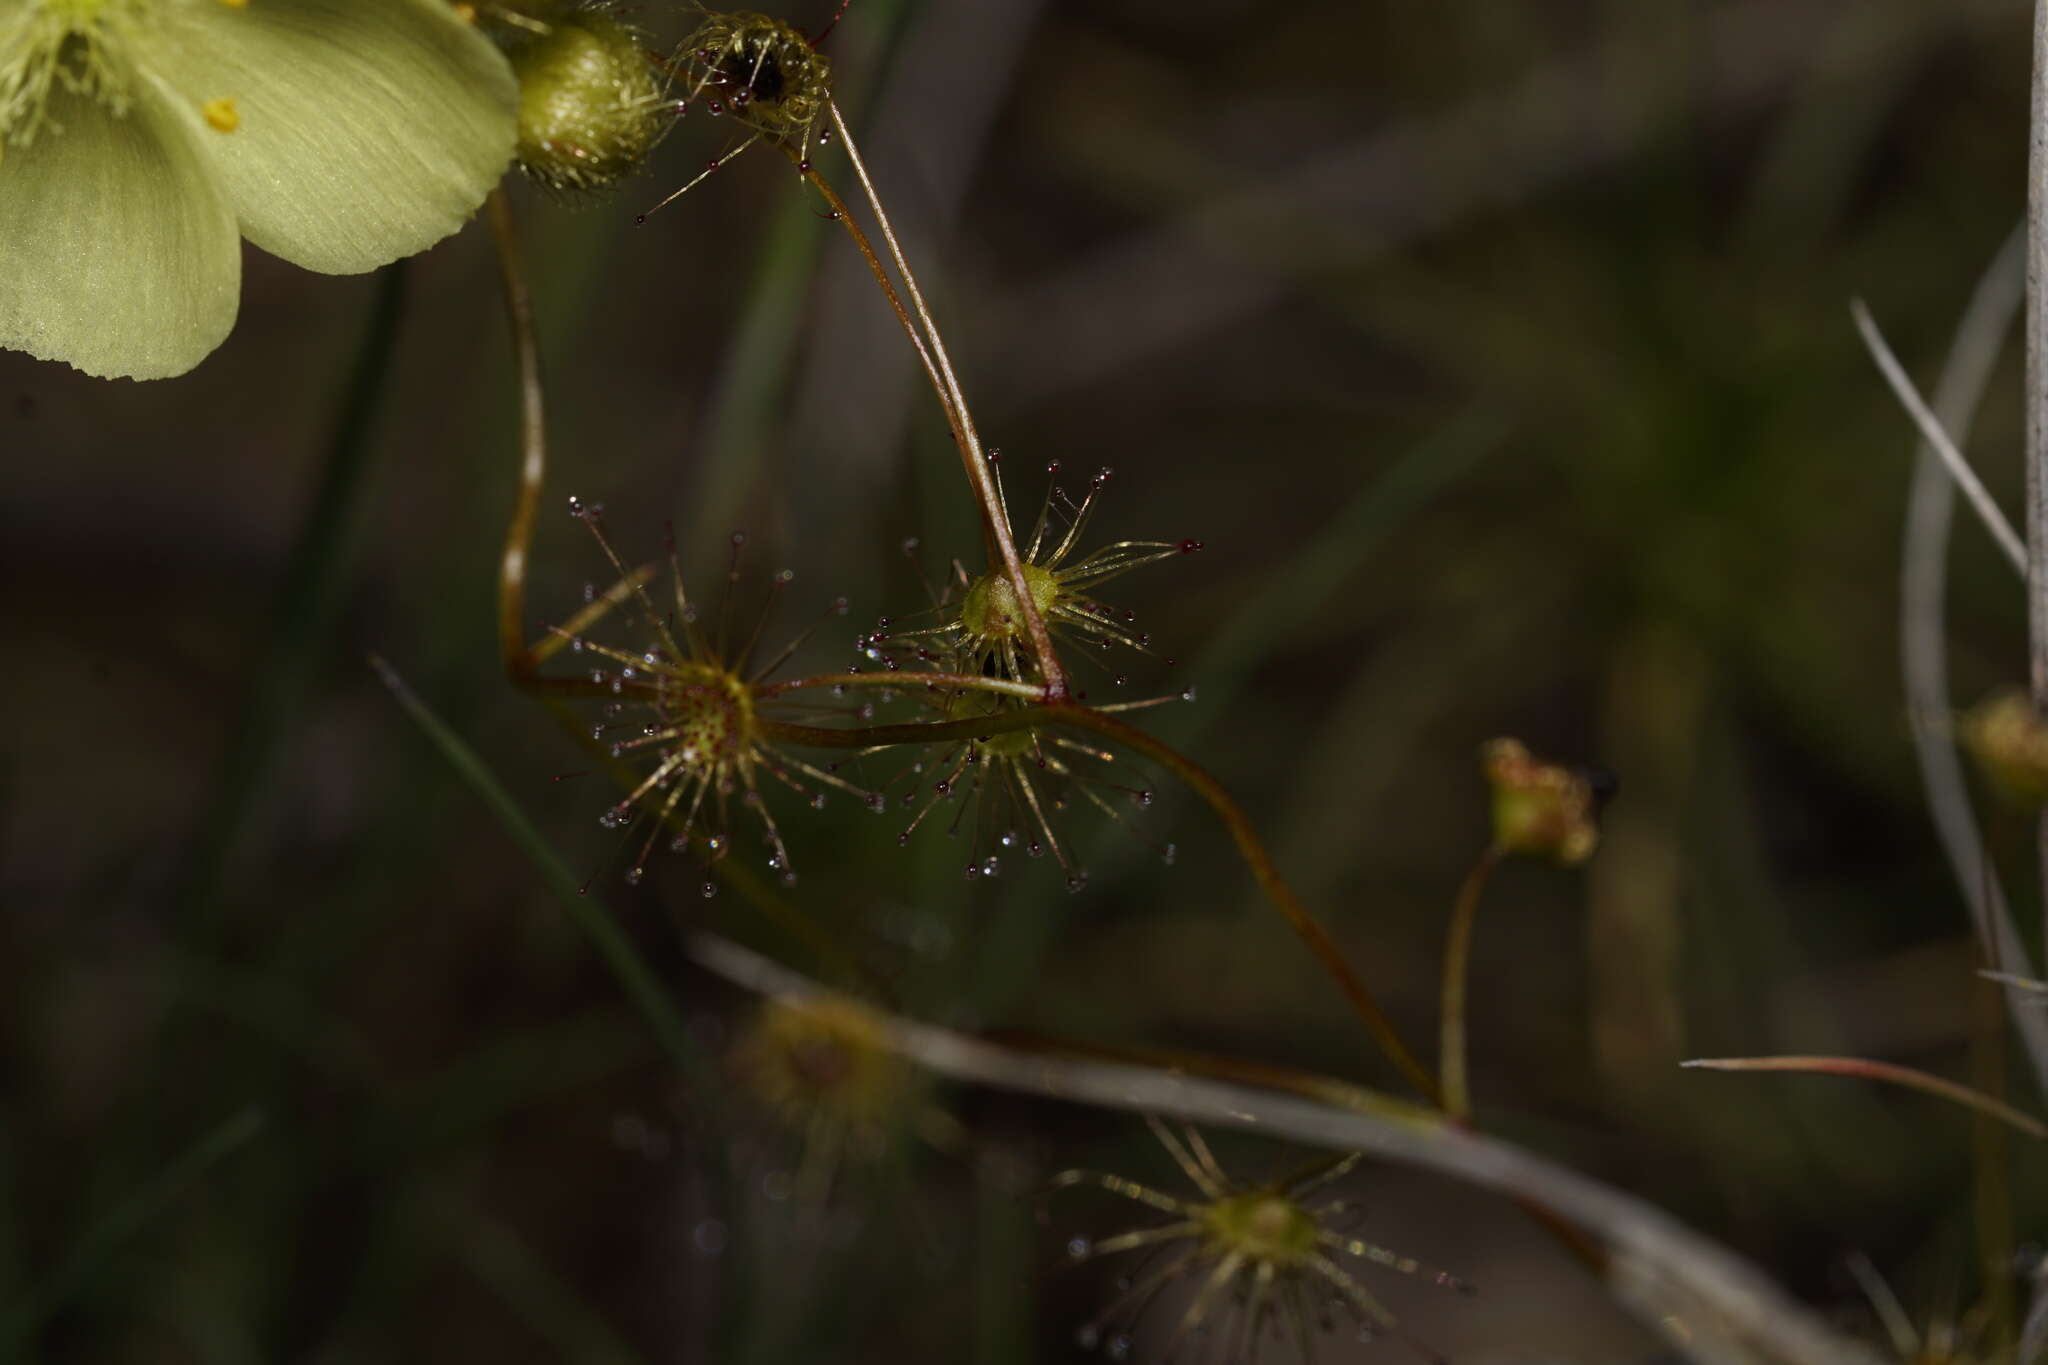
146 0 517 274
0 78 239 379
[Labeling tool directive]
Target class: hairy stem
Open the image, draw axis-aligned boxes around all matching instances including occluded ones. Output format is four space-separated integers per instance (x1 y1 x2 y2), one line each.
758 670 1045 701
1439 845 1505 1122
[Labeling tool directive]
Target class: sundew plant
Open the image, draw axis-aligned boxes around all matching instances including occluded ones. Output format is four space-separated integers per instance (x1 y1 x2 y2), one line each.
10 3 2048 1363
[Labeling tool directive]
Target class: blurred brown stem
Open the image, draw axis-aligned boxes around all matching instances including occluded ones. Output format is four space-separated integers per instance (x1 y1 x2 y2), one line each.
1439 845 1504 1122
488 188 546 690
763 701 1440 1100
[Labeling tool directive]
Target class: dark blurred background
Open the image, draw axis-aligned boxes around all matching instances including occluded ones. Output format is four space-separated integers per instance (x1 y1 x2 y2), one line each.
4 0 2043 1359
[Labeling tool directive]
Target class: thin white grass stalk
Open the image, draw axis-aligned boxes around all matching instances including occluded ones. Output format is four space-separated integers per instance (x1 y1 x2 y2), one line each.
688 932 1885 1365
1897 230 2048 1092
1856 299 2026 575
1983 968 2048 994
825 98 1069 699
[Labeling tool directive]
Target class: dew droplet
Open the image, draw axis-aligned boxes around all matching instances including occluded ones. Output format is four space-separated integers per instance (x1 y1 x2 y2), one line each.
1162 843 1177 866
1075 1325 1100 1350
1065 872 1088 894
701 881 718 899
1180 685 1198 703
1067 1236 1092 1261
692 1218 728 1256
1107 1335 1132 1361
623 867 644 887
810 793 827 810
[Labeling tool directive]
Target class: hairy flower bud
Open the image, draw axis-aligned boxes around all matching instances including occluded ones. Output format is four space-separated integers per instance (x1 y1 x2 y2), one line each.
1481 738 1603 866
502 8 670 195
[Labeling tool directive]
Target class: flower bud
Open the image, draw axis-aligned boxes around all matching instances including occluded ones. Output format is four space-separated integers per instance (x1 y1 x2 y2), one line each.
1481 738 1603 866
1962 690 2048 809
502 9 670 195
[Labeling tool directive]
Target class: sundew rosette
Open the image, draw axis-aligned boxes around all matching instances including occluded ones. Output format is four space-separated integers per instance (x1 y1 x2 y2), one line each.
0 0 517 379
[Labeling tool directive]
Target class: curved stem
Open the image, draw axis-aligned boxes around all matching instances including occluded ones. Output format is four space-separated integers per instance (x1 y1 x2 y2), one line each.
1896 226 2048 1091
690 932 1885 1365
1062 705 1440 1101
985 1030 1437 1126
761 701 1439 1099
1439 845 1504 1123
1681 1055 2048 1139
488 188 547 688
811 103 1068 699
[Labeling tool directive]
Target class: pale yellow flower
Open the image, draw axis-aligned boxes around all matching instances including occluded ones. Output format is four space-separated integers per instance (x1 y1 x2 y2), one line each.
0 0 518 379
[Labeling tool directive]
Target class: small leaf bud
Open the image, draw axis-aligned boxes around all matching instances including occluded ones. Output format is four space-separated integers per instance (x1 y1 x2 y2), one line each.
1962 690 2048 809
1481 737 1602 866
502 9 670 195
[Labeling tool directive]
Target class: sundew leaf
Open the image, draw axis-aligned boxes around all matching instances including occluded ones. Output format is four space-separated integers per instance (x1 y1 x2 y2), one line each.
148 0 516 274
0 80 238 379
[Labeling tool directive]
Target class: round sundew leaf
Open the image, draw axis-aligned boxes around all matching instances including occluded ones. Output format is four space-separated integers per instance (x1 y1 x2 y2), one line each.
0 79 240 380
145 0 517 275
